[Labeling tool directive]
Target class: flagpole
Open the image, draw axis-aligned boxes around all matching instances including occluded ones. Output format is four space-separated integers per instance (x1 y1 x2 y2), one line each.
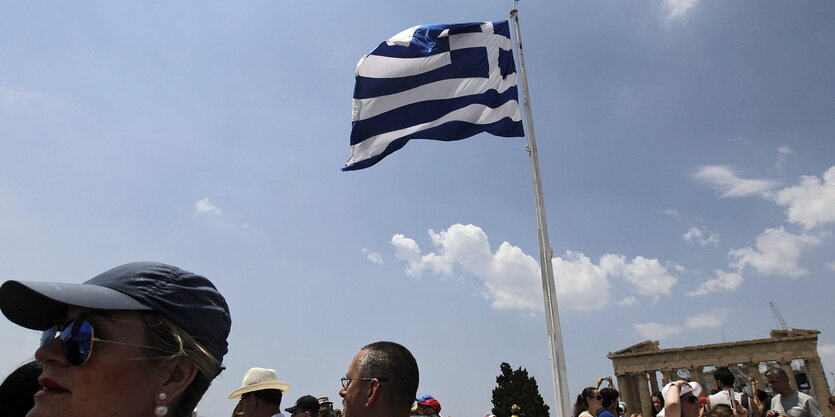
509 6 571 417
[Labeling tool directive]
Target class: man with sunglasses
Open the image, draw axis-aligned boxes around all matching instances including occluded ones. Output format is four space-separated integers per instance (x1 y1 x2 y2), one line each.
339 341 419 417
287 395 321 417
662 381 703 417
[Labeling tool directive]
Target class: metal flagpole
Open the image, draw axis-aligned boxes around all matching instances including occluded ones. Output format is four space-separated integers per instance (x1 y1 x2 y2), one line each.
509 4 571 417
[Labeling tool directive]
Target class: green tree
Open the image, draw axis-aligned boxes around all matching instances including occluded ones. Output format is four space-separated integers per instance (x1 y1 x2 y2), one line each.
491 362 551 417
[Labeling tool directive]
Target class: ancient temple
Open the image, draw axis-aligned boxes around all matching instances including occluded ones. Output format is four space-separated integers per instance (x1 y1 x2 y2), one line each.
607 329 831 417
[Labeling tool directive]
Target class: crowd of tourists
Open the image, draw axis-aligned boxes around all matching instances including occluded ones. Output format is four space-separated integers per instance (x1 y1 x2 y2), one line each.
0 261 833 417
573 368 835 417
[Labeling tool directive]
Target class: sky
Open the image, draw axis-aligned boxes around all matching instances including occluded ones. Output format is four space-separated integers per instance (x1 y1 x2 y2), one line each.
1 1 834 417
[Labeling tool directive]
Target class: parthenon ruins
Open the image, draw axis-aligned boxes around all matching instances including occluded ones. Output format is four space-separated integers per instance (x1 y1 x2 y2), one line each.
608 329 831 417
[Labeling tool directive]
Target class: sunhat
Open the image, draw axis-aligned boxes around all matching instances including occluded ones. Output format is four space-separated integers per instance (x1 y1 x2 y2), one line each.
228 367 291 399
661 381 702 398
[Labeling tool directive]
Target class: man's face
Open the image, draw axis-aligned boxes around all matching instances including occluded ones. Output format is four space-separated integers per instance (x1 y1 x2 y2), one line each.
319 404 333 417
767 374 791 395
340 351 368 417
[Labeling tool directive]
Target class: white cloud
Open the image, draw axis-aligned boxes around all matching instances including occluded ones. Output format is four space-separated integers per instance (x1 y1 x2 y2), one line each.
662 0 699 20
664 209 683 220
634 322 683 339
827 261 835 271
391 225 542 312
772 166 835 230
685 309 730 329
775 146 794 169
618 296 637 307
361 248 383 264
682 226 720 246
693 165 780 198
391 225 678 313
195 198 221 215
600 254 678 300
687 270 743 296
729 227 822 278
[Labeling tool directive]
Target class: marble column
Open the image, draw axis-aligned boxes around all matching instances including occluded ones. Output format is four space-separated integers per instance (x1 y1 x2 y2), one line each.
690 367 708 395
618 373 637 415
780 361 798 391
804 357 833 417
747 363 764 393
636 372 652 417
661 370 675 385
649 371 660 394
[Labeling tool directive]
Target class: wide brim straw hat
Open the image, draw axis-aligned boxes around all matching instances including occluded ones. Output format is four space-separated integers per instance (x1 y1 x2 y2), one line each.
228 367 291 399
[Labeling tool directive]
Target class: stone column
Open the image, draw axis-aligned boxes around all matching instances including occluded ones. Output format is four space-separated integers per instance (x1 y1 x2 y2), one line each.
747 363 764 393
636 372 652 417
649 371 660 394
618 373 637 415
780 361 798 391
661 370 675 385
804 357 833 417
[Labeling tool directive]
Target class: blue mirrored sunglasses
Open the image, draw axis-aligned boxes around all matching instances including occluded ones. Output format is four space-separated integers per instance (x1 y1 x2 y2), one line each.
41 319 158 366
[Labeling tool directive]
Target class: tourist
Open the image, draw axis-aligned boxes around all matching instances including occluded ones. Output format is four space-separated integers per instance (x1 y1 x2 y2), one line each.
572 387 603 417
416 395 442 417
339 341 419 417
286 395 321 417
662 381 703 417
765 369 823 417
652 391 665 417
707 368 752 414
228 367 291 417
598 388 621 417
0 261 231 417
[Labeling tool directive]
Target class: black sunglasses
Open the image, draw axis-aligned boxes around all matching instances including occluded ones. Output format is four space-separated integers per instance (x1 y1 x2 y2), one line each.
40 319 159 366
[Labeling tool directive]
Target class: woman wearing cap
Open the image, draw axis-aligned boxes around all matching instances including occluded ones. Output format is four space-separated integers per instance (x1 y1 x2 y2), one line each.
0 262 232 417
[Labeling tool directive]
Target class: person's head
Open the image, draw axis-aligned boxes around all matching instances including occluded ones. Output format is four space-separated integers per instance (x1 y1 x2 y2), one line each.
651 391 664 413
708 404 733 417
416 398 441 415
228 367 290 417
339 341 419 417
600 387 619 411
286 395 321 417
827 396 835 414
661 382 702 417
764 369 792 396
0 360 43 417
0 262 231 417
319 397 335 417
713 368 734 389
573 387 601 417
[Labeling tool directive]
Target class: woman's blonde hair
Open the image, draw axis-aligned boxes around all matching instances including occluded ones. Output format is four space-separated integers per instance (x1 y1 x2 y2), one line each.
141 311 221 417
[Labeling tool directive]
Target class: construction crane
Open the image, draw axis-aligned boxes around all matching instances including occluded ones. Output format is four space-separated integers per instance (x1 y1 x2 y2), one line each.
770 301 788 330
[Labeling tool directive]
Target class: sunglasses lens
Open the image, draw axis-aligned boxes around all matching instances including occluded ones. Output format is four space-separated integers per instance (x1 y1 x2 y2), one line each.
60 320 94 366
40 326 57 347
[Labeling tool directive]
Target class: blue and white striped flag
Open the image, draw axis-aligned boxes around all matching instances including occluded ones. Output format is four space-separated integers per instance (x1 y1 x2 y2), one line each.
342 20 525 171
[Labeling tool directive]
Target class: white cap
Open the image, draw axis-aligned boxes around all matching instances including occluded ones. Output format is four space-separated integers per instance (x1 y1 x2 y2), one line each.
661 381 702 398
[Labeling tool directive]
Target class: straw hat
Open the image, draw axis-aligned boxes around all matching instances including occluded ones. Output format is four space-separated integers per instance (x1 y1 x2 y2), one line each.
228 368 291 399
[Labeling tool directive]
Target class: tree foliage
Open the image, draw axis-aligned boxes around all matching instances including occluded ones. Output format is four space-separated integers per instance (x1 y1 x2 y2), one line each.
491 362 551 417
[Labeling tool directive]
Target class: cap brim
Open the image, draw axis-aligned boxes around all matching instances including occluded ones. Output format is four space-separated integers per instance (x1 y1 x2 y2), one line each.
0 280 151 331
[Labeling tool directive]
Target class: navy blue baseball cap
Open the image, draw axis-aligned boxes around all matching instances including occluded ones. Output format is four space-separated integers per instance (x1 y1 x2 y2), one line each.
0 261 231 365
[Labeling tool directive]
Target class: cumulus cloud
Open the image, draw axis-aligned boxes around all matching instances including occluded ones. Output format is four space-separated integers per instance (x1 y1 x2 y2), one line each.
692 165 780 198
662 0 699 20
729 227 821 278
391 225 542 311
195 198 221 215
772 166 835 230
361 248 383 264
599 254 678 300
685 309 730 329
635 322 683 339
775 146 794 169
687 270 743 296
682 226 720 246
390 224 677 313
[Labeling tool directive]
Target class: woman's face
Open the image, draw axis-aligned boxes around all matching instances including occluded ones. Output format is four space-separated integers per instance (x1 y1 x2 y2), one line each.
30 308 164 417
588 390 602 410
652 396 663 411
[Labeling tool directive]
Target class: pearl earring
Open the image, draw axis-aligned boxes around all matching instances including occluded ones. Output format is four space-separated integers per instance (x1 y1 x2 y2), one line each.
154 406 168 417
158 392 168 401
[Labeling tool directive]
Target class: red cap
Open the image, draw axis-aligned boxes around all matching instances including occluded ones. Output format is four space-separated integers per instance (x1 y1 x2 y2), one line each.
418 399 441 413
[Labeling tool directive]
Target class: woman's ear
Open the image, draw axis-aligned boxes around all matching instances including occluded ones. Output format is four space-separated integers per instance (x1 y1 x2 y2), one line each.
158 357 199 401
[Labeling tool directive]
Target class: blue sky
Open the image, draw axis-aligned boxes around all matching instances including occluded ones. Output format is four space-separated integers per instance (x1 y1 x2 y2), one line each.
1 1 834 417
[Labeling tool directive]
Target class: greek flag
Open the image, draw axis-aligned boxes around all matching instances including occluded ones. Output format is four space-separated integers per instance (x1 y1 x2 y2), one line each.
343 20 525 171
